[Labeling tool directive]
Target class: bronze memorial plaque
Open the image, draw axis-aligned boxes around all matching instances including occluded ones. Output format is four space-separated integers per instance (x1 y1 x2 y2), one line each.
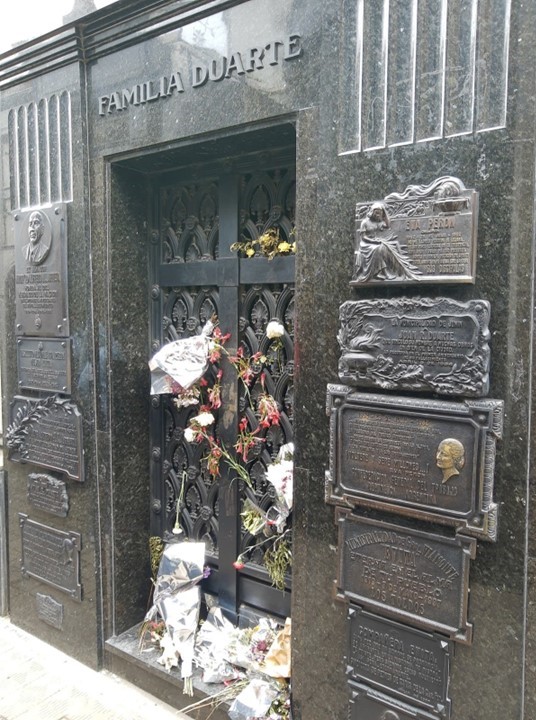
326 386 503 541
14 205 69 337
17 337 71 394
28 473 69 517
351 176 478 286
36 593 64 630
336 511 476 644
349 682 439 720
347 606 451 716
7 396 84 482
338 297 490 397
19 514 81 601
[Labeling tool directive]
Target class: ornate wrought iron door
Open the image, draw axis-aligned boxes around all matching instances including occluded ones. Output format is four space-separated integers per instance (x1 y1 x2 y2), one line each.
149 151 295 620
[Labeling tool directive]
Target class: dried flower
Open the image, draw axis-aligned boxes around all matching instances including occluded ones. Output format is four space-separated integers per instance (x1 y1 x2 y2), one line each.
266 320 285 339
194 411 215 427
184 427 196 442
257 393 280 428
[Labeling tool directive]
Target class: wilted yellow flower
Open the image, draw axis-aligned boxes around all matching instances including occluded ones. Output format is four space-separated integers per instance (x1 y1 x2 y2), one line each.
277 241 292 253
246 247 256 257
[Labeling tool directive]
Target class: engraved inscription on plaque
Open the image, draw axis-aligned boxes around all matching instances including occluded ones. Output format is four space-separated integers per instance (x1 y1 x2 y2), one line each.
351 176 478 286
338 297 490 397
28 473 69 517
347 607 451 716
19 514 81 601
349 682 439 720
14 205 69 337
17 338 71 394
7 396 83 482
326 386 503 540
36 593 64 630
336 511 476 644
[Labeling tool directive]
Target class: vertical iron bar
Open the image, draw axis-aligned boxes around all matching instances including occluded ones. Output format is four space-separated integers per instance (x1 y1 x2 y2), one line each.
216 174 240 621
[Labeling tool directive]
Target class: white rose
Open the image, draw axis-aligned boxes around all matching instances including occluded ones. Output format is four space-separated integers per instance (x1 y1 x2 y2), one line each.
184 427 196 442
266 320 285 339
195 412 215 427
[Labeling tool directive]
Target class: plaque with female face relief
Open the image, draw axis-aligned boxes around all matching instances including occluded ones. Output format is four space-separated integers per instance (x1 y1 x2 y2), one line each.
326 386 503 541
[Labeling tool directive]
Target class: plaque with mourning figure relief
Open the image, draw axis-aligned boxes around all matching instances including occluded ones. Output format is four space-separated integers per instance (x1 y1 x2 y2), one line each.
347 607 451 717
351 176 478 286
326 386 503 541
7 396 83 482
348 682 440 720
338 297 490 397
335 511 476 644
14 204 69 337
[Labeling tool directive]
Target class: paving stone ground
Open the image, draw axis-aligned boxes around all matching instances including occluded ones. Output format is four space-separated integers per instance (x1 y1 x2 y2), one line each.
0 617 191 720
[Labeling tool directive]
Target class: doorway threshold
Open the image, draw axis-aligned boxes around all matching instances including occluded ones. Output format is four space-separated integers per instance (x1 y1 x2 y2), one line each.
105 623 230 719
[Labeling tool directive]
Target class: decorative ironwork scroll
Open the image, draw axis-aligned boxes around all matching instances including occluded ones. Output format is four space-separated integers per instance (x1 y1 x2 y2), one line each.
351 177 478 285
338 297 490 397
326 386 502 541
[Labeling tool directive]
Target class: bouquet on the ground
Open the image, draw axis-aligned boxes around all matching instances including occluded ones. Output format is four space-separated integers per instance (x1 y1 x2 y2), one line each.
143 541 205 694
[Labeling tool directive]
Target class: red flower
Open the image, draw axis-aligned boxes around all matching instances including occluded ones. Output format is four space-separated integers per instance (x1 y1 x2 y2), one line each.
233 559 245 570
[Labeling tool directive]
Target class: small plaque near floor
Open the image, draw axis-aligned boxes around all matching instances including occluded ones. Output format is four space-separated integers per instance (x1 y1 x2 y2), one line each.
336 511 476 644
349 681 439 720
347 606 451 716
36 593 64 630
19 514 81 601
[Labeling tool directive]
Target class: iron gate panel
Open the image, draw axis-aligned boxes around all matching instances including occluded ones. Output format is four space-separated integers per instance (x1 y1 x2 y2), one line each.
149 154 295 619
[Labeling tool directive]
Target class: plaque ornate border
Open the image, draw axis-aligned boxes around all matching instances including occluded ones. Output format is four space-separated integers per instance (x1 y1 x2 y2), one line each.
326 385 503 541
335 510 476 644
19 514 82 602
6 395 83 481
338 297 491 397
351 176 478 286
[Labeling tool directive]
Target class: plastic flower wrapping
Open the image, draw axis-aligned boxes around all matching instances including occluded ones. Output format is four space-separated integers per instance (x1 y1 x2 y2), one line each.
187 607 291 719
144 541 205 694
148 320 214 395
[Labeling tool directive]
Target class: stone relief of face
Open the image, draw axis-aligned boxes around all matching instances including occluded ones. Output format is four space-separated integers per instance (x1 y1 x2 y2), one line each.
436 438 465 483
24 209 51 265
28 211 44 245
